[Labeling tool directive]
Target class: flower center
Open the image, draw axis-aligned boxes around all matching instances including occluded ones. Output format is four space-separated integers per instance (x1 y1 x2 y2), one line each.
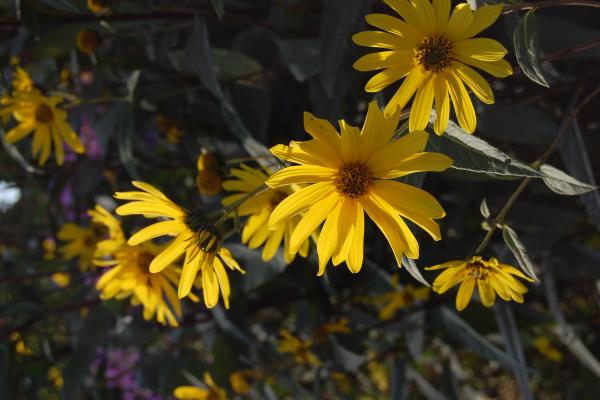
197 225 222 254
35 104 54 123
335 162 372 198
416 36 453 73
467 261 489 281
137 251 154 273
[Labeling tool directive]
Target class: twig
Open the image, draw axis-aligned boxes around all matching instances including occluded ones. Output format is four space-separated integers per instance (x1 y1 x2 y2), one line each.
503 0 600 14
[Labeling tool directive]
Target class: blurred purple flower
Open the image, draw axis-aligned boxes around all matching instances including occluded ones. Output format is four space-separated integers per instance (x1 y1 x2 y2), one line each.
80 114 103 159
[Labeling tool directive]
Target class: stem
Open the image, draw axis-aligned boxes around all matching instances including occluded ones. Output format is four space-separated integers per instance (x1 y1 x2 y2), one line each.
474 83 600 255
503 0 600 13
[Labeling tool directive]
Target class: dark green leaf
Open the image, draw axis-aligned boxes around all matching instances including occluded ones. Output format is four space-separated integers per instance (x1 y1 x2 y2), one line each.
439 307 518 371
212 48 262 80
502 225 538 280
390 359 408 400
275 39 320 82
210 0 225 19
401 256 430 287
427 119 543 179
185 19 224 100
514 10 550 87
331 338 365 372
540 164 597 195
480 198 490 218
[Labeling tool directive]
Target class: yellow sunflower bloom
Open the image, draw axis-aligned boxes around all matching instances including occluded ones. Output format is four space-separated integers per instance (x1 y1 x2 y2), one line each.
266 101 452 275
277 329 320 366
222 164 311 263
372 280 430 320
426 256 534 311
58 221 107 270
96 241 186 327
114 181 244 308
174 372 227 400
3 92 85 166
353 1 512 134
88 204 126 258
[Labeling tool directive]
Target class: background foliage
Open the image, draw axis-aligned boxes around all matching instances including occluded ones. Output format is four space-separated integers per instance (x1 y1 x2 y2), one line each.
1 0 600 399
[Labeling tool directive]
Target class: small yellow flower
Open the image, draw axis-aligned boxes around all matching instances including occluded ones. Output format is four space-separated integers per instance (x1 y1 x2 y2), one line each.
353 1 512 134
222 164 311 263
58 221 107 270
76 29 100 55
10 332 33 355
51 272 71 288
157 115 184 144
174 372 227 400
42 238 56 260
532 336 562 362
88 204 126 258
330 372 352 394
114 181 244 308
196 152 223 196
96 241 187 327
87 0 108 14
267 101 452 275
426 256 534 311
229 369 262 395
12 66 38 94
2 92 85 166
277 329 320 366
373 280 430 320
314 318 351 342
48 367 64 389
367 359 389 393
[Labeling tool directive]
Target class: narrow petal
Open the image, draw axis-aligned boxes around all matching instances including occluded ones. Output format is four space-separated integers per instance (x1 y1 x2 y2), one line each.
213 258 231 309
303 112 341 154
4 120 35 143
364 13 423 43
262 224 285 261
202 263 220 308
267 165 336 186
433 75 450 135
478 280 496 307
458 4 503 40
444 3 473 42
384 67 425 118
268 182 333 229
373 180 445 219
346 203 365 273
270 140 339 168
373 152 452 179
57 121 85 153
447 72 476 133
365 65 413 92
367 130 429 173
317 202 342 275
411 0 437 34
459 58 513 78
432 0 450 32
409 75 435 132
383 0 423 32
339 122 361 163
51 125 64 166
180 250 201 298
353 30 414 50
149 235 187 273
454 38 508 62
128 220 184 245
456 277 476 311
289 192 339 253
454 63 494 104
331 199 359 266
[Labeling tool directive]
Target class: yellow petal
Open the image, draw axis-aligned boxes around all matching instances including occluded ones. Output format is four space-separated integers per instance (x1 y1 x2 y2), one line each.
317 202 342 275
51 125 64 166
459 58 513 78
364 13 422 43
303 112 341 155
331 198 359 266
409 75 434 132
346 203 365 273
266 165 336 187
444 3 473 42
454 38 508 62
478 280 496 307
57 121 85 153
353 30 414 50
268 182 332 229
454 63 494 104
411 0 437 34
383 0 423 32
213 258 231 308
384 67 425 118
365 65 412 92
149 234 186 273
4 119 36 143
433 75 450 135
458 4 503 40
202 265 220 308
456 277 475 311
289 192 339 253
177 249 199 299
372 180 445 219
128 220 183 245
367 130 429 174
432 0 450 32
447 72 476 133
173 386 209 399
262 224 285 261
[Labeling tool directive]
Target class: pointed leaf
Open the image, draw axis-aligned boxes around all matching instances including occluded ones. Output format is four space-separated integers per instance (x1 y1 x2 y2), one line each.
502 225 538 280
514 10 550 87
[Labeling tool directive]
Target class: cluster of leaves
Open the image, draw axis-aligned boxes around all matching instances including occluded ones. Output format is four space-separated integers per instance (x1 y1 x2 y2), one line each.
1 0 600 399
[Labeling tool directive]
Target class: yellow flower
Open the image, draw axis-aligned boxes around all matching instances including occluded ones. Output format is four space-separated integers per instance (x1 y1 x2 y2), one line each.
51 272 71 288
88 204 126 258
229 369 262 395
2 92 85 166
10 332 33 355
426 256 534 311
48 367 64 389
76 29 100 55
353 1 512 134
373 280 430 320
266 101 452 275
197 152 223 196
157 115 184 144
277 329 320 366
12 66 38 94
532 336 562 362
174 372 227 400
87 0 108 14
330 372 352 394
314 318 351 342
114 181 244 308
222 164 311 263
58 221 107 270
42 237 56 260
96 241 187 327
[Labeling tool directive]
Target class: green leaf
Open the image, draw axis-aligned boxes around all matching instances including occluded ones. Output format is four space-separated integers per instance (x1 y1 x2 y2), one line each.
502 225 538 280
480 198 490 218
331 338 365 372
184 19 224 100
211 48 262 80
514 10 550 87
494 303 533 400
540 164 597 195
401 257 430 287
426 119 544 179
117 108 139 180
210 0 225 19
439 307 518 371
275 39 320 82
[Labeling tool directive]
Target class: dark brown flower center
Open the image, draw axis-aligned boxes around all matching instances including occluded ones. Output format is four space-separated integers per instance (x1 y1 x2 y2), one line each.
35 104 54 123
137 251 154 272
467 261 490 280
416 36 453 73
335 162 372 198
